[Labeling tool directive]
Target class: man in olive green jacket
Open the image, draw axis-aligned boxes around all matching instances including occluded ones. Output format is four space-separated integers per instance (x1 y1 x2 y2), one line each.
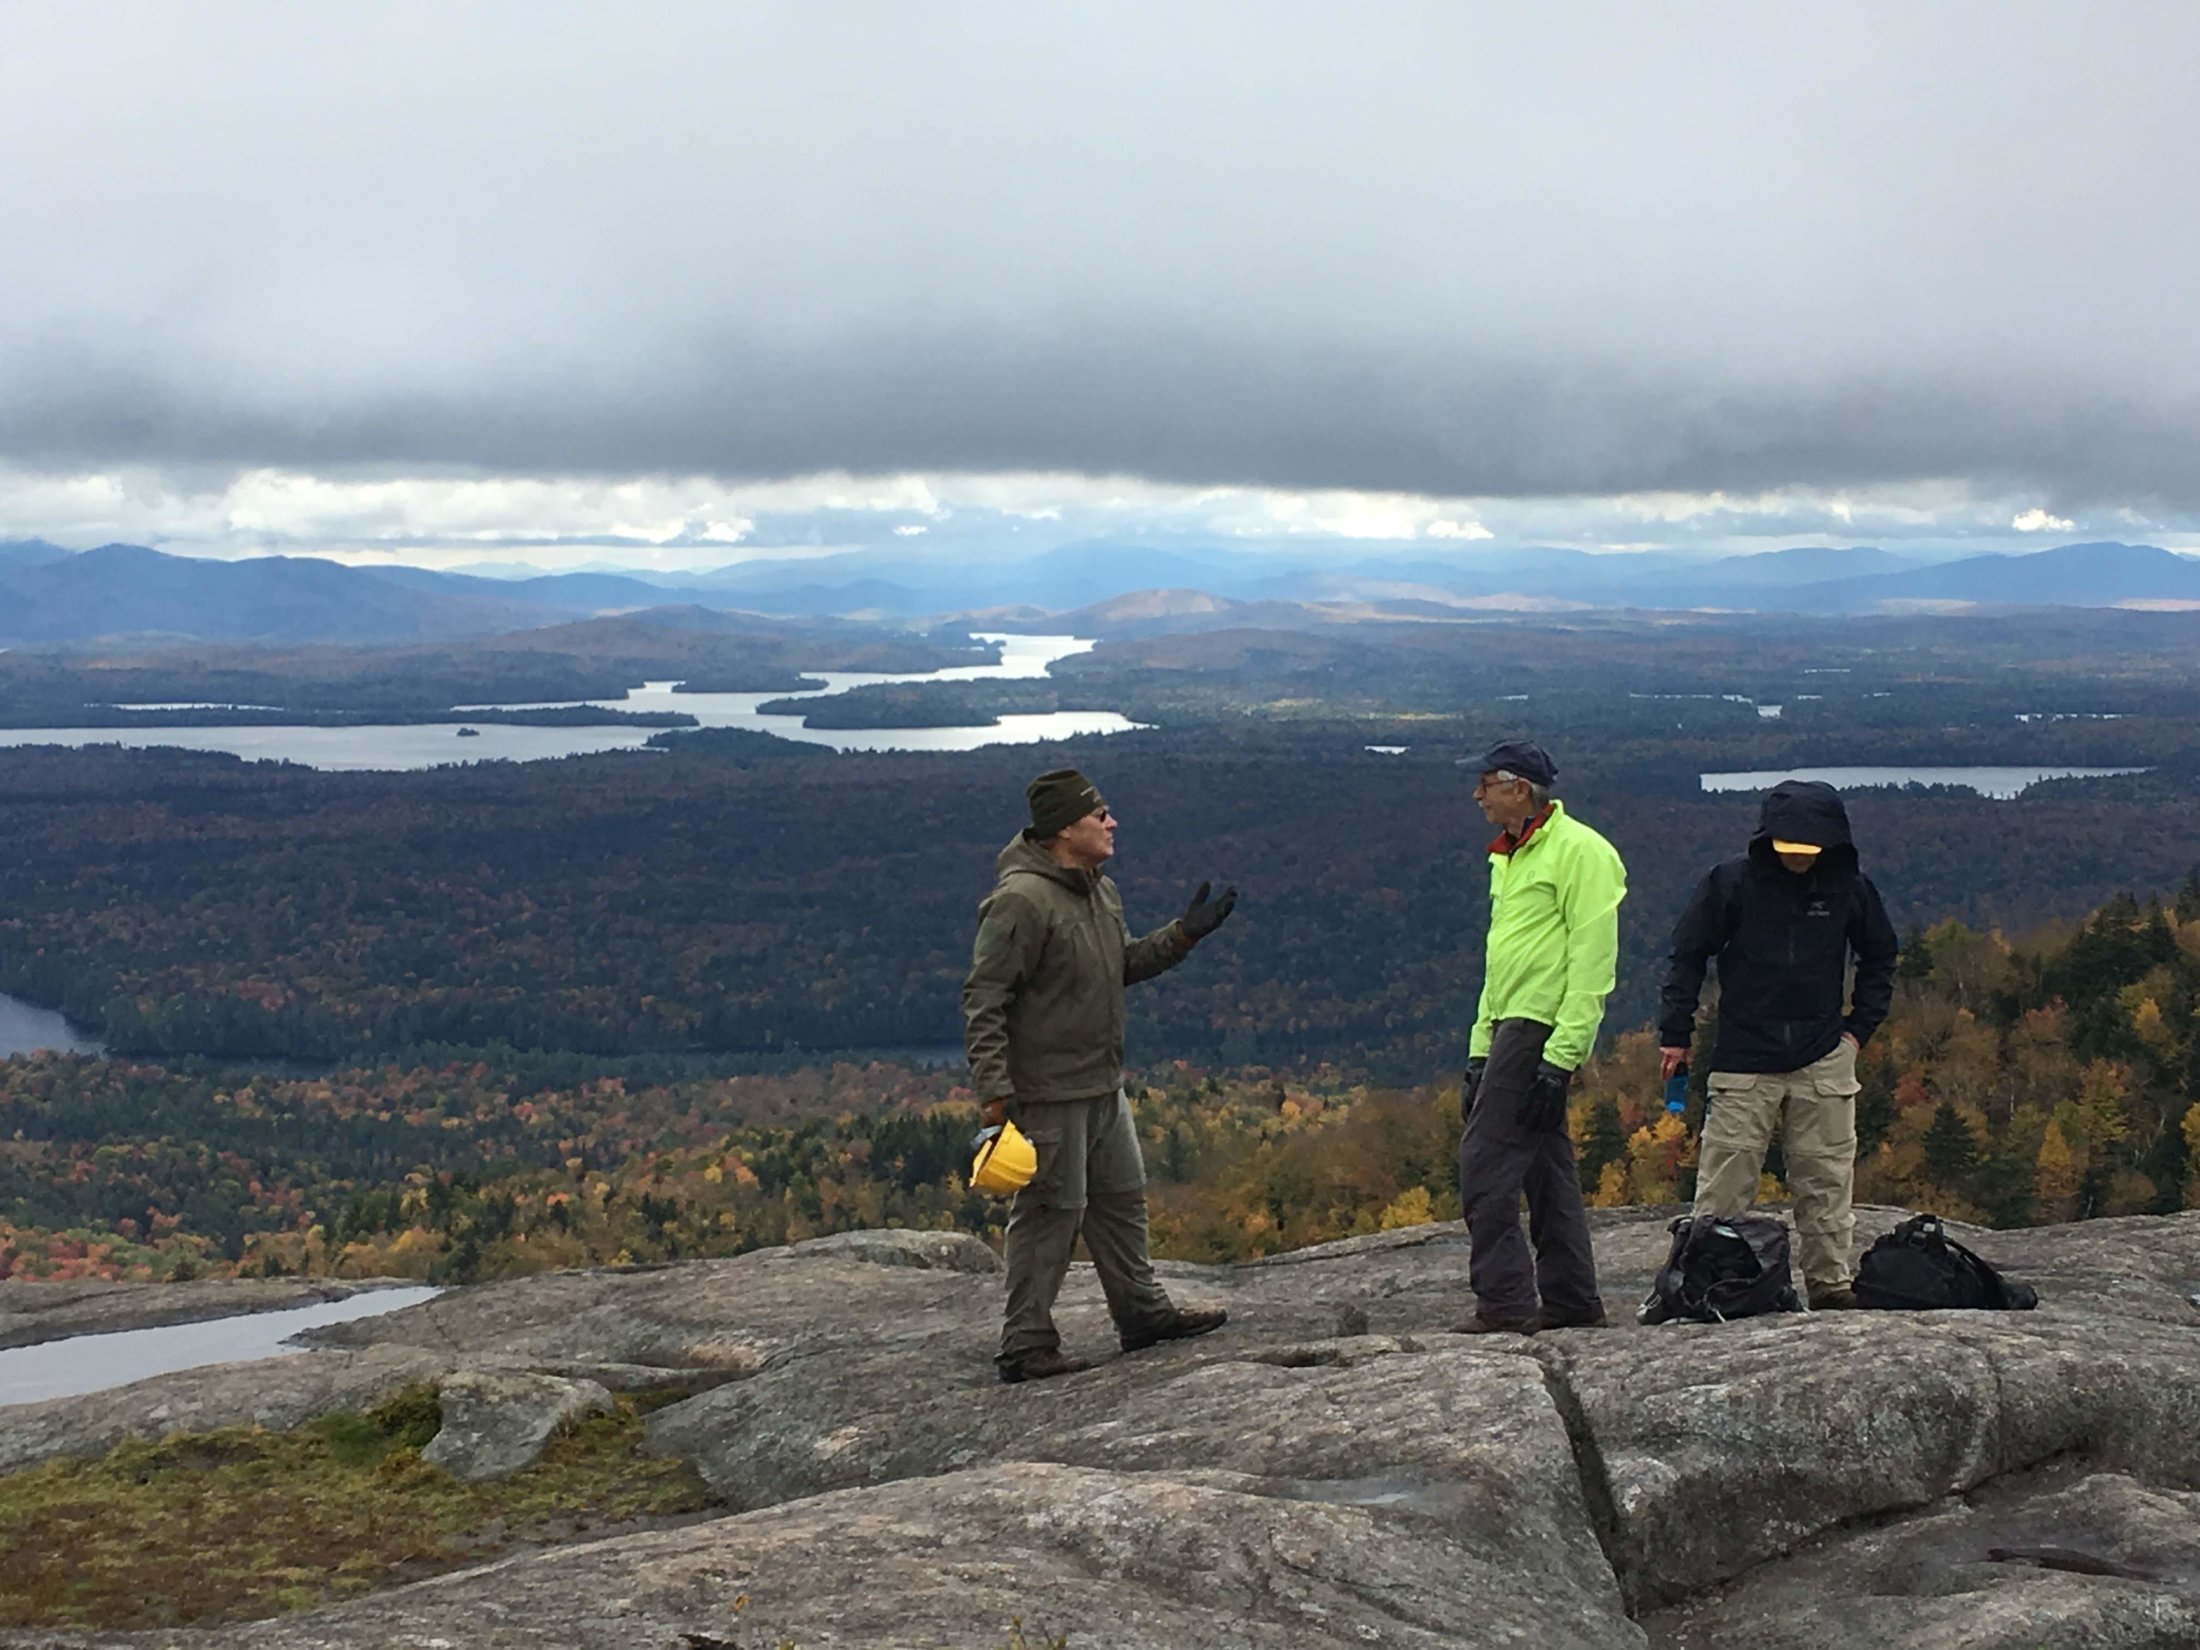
964 767 1237 1382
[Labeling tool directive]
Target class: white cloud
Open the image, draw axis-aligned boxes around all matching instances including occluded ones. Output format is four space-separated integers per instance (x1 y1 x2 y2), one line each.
0 463 2178 570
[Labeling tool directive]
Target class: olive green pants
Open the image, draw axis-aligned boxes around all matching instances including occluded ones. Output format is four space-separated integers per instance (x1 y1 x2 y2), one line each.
999 1090 1174 1366
1692 1040 1862 1293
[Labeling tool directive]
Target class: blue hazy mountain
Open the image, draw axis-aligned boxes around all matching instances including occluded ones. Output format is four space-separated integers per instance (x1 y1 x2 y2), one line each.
0 538 72 574
2 539 2193 646
0 544 554 644
1788 543 2200 613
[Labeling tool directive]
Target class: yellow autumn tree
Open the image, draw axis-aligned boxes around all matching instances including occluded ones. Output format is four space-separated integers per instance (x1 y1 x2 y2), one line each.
2074 1060 2133 1151
1625 1114 1693 1205
1378 1185 1435 1230
1591 1161 1629 1209
2034 1120 2079 1224
2129 996 2174 1055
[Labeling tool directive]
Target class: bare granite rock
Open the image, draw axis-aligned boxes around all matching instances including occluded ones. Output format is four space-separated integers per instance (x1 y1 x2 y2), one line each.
419 1370 615 1482
4 1210 2199 1650
1646 1466 2200 1649
0 1345 448 1473
0 1463 1644 1649
1553 1306 2200 1610
773 1227 1003 1273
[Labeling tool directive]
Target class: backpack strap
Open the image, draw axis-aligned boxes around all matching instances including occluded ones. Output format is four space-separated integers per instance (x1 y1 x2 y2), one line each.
1934 1228 2038 1310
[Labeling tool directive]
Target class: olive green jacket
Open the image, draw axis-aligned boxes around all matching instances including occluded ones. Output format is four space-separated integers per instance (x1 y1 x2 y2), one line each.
962 832 1196 1105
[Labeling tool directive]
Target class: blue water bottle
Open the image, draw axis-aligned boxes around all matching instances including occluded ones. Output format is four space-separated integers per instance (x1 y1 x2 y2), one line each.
1663 1065 1690 1116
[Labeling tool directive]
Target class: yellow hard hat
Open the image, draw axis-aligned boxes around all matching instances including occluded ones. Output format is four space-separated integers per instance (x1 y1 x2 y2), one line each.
970 1120 1038 1195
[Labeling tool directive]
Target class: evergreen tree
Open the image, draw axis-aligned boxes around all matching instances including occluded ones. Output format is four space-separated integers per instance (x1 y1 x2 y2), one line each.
2175 867 2200 925
1855 1060 1897 1155
1922 1103 1978 1188
1578 1096 1628 1193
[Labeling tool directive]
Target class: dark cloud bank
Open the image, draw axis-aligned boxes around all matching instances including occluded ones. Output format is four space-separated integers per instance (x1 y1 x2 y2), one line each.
3 4 2196 505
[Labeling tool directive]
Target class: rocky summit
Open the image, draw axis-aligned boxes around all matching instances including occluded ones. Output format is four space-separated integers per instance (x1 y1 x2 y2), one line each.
5 1206 2200 1650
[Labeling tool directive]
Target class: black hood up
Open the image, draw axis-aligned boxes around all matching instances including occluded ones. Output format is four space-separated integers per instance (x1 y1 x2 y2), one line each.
1750 781 1858 874
1660 776 1900 1071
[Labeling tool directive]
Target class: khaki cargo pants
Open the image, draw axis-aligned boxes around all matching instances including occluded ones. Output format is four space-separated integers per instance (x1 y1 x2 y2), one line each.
999 1089 1175 1367
1692 1039 1862 1294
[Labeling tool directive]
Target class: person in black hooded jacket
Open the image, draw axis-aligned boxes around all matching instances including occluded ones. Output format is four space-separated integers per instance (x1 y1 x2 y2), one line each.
1658 780 1899 1309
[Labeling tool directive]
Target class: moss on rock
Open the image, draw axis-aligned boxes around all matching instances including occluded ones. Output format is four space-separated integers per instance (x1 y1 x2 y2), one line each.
0 1385 712 1629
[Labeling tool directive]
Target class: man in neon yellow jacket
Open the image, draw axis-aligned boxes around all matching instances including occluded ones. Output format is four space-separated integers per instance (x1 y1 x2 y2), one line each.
1457 739 1627 1333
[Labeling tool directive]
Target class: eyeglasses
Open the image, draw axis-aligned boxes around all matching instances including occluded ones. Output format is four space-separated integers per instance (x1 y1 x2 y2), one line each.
1473 771 1524 796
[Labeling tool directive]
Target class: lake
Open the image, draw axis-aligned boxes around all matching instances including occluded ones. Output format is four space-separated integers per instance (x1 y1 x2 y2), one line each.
0 634 1145 771
0 1286 440 1407
0 992 105 1058
1700 765 2148 800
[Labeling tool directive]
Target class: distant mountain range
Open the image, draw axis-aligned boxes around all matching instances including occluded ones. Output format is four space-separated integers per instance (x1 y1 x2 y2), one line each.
632 538 2200 620
0 539 2194 647
0 538 73 575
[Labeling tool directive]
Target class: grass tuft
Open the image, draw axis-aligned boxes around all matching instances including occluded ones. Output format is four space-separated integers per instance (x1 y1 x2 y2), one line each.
0 1386 712 1630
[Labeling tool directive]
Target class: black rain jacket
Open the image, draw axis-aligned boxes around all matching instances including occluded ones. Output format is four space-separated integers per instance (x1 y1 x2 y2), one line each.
1657 781 1899 1074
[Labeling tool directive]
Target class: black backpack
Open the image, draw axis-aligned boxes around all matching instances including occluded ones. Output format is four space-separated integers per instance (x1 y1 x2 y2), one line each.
1854 1213 2039 1311
1638 1213 1804 1324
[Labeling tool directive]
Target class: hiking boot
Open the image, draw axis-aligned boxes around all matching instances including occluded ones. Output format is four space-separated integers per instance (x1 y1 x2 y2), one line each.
1538 1307 1611 1330
1808 1284 1859 1312
1455 1312 1539 1335
997 1348 1094 1384
1119 1306 1228 1353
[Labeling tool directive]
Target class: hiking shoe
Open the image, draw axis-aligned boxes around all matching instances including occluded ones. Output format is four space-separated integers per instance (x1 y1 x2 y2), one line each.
997 1349 1094 1384
1119 1306 1228 1353
1808 1284 1859 1312
1455 1312 1540 1335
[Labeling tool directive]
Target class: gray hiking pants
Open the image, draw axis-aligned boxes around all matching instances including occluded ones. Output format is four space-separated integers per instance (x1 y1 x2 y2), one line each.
1458 1018 1604 1324
999 1089 1175 1365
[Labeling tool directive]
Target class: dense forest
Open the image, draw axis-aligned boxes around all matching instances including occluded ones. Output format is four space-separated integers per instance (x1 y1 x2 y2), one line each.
4 888 2197 1283
4 606 2199 1281
2 721 2195 1077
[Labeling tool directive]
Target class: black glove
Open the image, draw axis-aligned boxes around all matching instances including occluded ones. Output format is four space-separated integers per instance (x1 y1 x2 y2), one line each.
1181 881 1238 941
1461 1057 1487 1115
1519 1061 1573 1133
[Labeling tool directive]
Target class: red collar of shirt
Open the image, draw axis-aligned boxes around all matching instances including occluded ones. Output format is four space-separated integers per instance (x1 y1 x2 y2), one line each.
1488 802 1557 857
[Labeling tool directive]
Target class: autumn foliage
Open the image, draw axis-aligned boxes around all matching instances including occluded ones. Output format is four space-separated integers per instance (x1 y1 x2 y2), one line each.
5 882 2200 1282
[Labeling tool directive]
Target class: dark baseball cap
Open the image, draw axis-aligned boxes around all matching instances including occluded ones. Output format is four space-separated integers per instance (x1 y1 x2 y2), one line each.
1459 738 1558 786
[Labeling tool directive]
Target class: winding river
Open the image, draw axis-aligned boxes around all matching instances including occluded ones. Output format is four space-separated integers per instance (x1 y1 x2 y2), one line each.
0 993 103 1058
0 1287 440 1407
0 633 1143 771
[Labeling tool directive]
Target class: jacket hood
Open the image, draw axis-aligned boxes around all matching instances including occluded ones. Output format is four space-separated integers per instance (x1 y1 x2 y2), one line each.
995 829 1098 893
1749 780 1859 871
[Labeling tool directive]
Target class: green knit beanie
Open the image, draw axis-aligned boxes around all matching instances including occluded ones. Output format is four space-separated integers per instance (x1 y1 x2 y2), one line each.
1027 768 1107 837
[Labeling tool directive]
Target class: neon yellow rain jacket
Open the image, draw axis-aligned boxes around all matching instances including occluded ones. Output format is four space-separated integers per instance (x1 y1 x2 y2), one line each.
1469 801 1628 1071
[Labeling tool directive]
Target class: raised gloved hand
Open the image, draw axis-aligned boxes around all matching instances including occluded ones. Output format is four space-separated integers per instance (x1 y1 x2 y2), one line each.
1461 1057 1487 1115
1181 881 1239 941
1519 1061 1573 1133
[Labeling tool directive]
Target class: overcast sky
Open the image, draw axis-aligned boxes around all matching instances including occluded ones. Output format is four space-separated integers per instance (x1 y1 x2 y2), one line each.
4 3 2197 566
